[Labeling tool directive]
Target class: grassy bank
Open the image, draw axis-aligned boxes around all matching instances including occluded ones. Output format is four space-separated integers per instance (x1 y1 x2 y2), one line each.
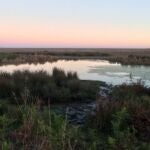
0 50 150 65
0 68 102 104
0 52 58 65
0 82 149 149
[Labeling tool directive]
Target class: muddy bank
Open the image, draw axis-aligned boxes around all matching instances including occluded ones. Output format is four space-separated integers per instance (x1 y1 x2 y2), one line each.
52 85 112 124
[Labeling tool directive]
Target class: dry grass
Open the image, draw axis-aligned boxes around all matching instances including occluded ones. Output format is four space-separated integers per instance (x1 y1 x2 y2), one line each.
0 48 150 65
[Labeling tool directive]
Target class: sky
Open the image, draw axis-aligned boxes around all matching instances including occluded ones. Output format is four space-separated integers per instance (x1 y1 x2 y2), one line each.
0 0 150 48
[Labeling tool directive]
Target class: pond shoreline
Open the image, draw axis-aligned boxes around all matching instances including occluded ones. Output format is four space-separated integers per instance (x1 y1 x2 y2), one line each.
0 59 150 86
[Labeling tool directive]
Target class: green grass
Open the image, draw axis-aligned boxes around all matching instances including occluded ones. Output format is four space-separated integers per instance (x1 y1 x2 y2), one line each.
0 101 107 150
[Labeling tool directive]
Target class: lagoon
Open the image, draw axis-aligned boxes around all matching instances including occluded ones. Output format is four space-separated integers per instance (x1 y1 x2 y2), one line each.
0 59 150 86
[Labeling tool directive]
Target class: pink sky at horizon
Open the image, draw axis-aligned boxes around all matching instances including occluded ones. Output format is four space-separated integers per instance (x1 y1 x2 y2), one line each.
1 0 150 48
1 22 150 48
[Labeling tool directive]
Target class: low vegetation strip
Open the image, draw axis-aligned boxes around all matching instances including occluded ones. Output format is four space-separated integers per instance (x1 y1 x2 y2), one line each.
0 68 102 104
1 51 150 65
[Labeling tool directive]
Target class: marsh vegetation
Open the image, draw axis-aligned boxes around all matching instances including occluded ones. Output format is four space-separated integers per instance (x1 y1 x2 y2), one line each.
0 67 149 149
0 68 101 104
0 82 149 149
0 49 150 65
0 50 149 149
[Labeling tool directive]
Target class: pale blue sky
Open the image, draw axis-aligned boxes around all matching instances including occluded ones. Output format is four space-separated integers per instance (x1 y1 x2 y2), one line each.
0 0 150 48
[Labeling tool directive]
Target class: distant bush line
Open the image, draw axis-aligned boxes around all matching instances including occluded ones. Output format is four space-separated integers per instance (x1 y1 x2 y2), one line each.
1 51 150 65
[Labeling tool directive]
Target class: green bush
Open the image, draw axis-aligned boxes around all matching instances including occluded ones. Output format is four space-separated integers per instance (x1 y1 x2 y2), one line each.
0 69 100 103
108 108 137 149
88 82 150 149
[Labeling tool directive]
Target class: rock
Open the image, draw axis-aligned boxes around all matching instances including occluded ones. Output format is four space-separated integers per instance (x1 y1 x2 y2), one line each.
99 85 112 97
52 101 96 124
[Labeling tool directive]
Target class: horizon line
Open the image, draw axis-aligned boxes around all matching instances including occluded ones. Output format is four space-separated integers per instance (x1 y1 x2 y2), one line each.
0 47 150 49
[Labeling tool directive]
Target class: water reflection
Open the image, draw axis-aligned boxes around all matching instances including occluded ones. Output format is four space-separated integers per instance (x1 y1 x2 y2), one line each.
0 60 150 86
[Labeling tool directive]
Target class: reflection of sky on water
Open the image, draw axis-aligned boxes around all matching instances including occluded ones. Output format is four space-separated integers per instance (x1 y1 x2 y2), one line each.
0 60 150 86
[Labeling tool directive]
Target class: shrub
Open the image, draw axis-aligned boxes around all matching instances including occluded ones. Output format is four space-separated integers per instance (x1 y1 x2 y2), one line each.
90 82 150 147
108 108 137 150
0 69 100 103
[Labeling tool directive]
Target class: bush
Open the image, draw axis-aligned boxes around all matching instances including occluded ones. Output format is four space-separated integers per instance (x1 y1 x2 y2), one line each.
89 82 150 148
0 69 100 103
108 108 137 149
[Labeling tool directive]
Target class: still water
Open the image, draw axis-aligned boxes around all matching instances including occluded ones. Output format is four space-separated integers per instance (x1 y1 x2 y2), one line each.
0 60 150 86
